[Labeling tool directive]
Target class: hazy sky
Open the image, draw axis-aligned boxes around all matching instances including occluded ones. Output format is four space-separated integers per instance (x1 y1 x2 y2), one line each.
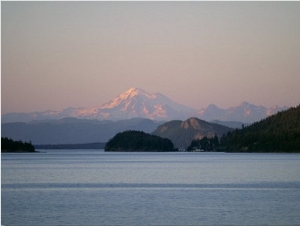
2 1 300 114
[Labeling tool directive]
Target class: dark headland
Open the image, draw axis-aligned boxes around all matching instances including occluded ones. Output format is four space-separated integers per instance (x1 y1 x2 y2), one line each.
105 130 176 152
1 137 37 153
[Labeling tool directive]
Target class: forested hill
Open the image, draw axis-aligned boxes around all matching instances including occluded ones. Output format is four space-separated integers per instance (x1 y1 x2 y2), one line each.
105 130 176 152
152 117 232 149
221 105 300 152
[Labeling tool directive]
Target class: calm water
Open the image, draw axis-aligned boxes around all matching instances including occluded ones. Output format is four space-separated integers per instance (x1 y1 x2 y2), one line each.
2 150 300 226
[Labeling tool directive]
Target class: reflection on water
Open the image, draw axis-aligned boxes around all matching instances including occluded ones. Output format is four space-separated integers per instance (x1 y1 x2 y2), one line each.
2 150 300 226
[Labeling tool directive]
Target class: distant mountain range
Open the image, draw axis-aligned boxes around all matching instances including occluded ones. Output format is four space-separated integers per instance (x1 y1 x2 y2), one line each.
198 102 288 123
1 118 162 145
2 87 288 123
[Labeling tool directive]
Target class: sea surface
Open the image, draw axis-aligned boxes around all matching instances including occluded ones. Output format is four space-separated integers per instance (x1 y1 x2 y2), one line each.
2 150 300 226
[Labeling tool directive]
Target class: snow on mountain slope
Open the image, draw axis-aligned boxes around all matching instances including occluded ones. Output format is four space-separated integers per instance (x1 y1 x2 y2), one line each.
92 87 197 120
1 88 197 122
1 87 289 123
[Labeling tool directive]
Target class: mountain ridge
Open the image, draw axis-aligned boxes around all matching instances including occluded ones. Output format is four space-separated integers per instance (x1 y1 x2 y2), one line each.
198 101 288 123
2 87 288 123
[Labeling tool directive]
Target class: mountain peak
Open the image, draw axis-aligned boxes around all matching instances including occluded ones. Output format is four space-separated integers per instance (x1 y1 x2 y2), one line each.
124 87 143 95
127 87 143 93
95 87 194 120
240 101 251 106
119 87 155 100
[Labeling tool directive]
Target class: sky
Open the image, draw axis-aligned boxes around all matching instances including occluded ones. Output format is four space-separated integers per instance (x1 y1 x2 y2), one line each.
2 1 300 114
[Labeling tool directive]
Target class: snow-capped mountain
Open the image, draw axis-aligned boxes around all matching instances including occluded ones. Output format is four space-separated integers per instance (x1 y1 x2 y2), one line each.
1 88 289 123
197 102 289 123
84 87 197 120
1 88 197 123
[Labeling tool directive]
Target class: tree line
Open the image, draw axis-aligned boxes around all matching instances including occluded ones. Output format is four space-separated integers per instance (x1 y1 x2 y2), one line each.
1 137 36 152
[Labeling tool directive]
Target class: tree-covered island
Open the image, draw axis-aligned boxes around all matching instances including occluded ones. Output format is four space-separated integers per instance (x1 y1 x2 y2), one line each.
1 137 36 153
105 130 177 152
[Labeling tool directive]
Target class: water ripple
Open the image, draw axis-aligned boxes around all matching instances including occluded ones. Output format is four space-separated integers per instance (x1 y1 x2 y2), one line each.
3 181 300 190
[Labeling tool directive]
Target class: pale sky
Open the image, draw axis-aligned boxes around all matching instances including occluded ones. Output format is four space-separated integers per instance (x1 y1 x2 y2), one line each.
2 1 300 114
